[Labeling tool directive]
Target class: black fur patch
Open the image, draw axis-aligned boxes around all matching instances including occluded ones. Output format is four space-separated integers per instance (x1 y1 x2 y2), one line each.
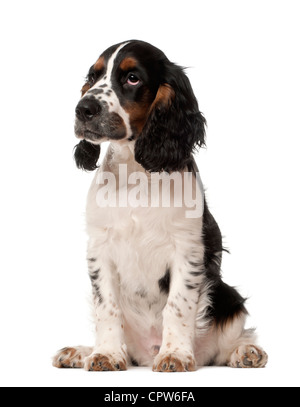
201 196 248 327
135 289 147 298
134 61 206 173
89 269 100 281
209 280 247 328
89 268 103 305
74 140 101 171
131 358 139 367
185 281 201 290
89 89 104 95
158 268 171 295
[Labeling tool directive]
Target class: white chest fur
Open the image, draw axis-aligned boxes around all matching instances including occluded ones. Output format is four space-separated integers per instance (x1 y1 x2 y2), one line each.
85 143 204 364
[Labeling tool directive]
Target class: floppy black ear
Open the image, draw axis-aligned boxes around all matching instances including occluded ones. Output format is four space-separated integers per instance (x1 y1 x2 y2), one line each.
74 140 101 171
135 64 206 173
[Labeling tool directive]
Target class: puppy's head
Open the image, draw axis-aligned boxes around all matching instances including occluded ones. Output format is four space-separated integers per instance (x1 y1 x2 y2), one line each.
74 40 206 172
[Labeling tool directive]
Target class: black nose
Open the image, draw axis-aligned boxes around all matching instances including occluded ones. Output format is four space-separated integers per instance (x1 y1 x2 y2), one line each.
75 98 101 122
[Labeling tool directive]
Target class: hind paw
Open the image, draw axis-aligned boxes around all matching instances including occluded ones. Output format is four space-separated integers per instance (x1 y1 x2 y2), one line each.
228 345 268 368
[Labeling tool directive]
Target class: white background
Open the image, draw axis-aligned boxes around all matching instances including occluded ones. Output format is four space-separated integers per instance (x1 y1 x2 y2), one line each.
0 0 299 387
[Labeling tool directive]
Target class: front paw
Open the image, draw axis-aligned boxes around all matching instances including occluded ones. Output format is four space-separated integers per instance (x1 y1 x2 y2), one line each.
84 353 127 372
153 352 196 373
53 347 86 369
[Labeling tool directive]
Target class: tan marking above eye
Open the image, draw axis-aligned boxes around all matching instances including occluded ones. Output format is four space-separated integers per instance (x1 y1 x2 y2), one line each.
94 56 105 71
119 57 138 71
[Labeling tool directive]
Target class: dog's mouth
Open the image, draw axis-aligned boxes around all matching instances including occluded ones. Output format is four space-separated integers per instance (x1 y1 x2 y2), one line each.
74 113 127 143
74 121 105 142
82 129 105 141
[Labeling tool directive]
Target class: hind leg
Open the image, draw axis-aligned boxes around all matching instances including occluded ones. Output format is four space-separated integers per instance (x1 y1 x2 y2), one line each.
196 279 268 368
196 313 268 368
216 313 268 368
53 346 93 368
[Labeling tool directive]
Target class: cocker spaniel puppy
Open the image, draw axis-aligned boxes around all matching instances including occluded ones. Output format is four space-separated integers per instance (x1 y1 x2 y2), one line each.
53 40 268 372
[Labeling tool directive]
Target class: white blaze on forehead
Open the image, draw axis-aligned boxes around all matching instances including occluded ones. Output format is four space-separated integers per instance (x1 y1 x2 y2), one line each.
106 42 129 86
87 42 132 139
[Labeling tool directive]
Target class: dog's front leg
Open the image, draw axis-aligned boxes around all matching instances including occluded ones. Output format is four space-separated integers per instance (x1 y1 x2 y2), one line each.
84 246 128 371
153 253 206 373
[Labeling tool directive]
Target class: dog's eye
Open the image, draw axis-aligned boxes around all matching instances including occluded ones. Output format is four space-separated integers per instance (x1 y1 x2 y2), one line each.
127 74 140 86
